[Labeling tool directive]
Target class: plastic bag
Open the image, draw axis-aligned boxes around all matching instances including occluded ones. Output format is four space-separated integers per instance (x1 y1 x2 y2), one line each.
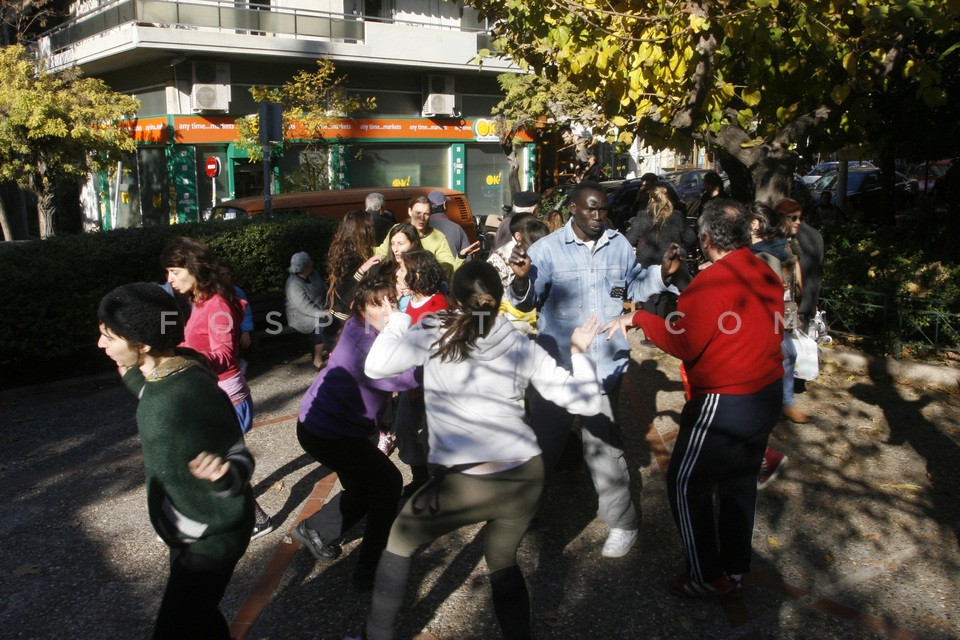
791 329 820 380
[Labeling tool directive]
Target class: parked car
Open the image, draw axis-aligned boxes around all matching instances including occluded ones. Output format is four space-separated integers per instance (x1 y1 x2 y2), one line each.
811 168 917 217
661 169 730 203
208 186 478 243
801 160 875 185
907 159 951 195
605 177 685 231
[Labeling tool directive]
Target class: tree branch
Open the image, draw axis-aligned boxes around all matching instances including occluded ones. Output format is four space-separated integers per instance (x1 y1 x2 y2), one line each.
772 104 833 147
670 30 717 129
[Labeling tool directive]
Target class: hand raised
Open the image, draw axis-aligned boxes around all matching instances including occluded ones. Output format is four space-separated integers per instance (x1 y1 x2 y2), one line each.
360 254 382 274
570 314 600 354
508 245 531 279
600 314 635 341
460 240 481 258
661 242 687 278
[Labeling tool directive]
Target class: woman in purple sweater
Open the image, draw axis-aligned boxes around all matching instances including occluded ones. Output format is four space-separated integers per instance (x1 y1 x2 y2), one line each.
293 275 418 589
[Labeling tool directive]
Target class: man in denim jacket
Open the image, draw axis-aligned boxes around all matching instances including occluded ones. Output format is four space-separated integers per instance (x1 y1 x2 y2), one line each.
509 180 683 558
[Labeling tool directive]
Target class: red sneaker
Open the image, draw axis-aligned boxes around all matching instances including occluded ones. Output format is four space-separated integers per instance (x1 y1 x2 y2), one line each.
758 448 788 489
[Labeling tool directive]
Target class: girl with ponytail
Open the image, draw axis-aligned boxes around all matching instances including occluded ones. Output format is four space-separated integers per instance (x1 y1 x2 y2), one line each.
359 261 603 640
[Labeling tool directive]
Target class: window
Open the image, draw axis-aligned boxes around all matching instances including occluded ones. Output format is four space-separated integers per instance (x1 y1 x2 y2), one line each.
346 144 448 188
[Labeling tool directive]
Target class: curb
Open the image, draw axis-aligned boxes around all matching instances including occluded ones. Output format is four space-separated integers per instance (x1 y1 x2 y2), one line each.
819 345 960 389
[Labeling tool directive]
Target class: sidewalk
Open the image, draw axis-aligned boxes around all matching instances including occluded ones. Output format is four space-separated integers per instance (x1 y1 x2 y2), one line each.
0 336 958 639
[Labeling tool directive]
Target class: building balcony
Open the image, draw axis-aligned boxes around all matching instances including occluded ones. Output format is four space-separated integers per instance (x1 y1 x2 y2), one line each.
35 0 510 75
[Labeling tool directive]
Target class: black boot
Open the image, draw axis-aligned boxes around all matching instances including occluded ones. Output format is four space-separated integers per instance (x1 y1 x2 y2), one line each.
490 565 531 640
365 551 411 640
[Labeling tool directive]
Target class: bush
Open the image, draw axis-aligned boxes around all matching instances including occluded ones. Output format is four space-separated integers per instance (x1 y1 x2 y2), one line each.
0 215 337 367
823 220 960 354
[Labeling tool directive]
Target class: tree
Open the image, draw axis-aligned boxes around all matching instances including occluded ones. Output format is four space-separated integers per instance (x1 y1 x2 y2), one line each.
490 72 599 195
235 59 376 191
472 0 960 207
0 45 140 238
1 0 58 46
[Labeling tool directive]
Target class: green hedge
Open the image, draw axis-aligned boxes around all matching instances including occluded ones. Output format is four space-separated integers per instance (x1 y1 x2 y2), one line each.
0 214 338 365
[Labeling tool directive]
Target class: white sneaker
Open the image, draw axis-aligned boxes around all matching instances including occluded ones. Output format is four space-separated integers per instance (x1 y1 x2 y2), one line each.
601 527 638 558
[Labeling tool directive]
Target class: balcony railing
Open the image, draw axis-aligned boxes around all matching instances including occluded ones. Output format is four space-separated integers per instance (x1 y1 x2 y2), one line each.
39 0 494 55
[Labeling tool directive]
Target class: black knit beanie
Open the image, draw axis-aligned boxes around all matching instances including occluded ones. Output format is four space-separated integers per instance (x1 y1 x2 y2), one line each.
98 283 184 349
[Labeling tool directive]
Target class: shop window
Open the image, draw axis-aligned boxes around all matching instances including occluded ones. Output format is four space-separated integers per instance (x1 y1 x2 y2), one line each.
346 144 447 189
464 144 511 217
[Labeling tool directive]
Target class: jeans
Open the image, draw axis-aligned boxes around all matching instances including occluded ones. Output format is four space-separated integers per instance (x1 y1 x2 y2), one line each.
529 384 638 531
782 333 797 406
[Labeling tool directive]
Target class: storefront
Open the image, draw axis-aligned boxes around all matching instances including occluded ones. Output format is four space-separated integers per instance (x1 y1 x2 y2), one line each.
94 115 533 230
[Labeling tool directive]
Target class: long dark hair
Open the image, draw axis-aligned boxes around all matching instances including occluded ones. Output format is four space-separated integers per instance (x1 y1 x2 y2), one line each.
432 261 502 363
160 237 237 304
327 209 376 307
749 202 786 241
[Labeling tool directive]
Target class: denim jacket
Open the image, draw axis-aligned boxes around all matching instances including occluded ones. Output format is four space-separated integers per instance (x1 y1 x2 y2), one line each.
510 221 665 391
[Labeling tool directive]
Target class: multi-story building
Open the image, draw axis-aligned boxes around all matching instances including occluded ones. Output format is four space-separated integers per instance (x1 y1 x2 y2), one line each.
34 0 532 230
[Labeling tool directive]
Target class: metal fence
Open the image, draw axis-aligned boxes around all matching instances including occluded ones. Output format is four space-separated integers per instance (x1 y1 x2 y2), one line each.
820 287 960 354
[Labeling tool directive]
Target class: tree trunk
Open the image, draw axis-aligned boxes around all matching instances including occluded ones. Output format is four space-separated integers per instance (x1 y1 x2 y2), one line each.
714 146 754 202
0 194 13 241
34 168 56 238
877 145 897 227
502 140 521 200
710 125 796 206
751 145 797 207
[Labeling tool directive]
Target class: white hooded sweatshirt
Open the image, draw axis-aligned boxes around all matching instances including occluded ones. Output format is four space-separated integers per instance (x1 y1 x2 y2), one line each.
365 312 602 467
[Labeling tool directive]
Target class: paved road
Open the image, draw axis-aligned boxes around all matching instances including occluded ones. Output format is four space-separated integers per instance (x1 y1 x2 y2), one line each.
1 336 958 639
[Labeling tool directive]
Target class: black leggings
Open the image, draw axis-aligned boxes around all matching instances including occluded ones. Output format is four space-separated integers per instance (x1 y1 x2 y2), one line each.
152 547 239 639
296 422 402 574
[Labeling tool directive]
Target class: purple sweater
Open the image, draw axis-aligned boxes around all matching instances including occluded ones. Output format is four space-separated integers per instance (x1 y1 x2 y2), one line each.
298 316 418 438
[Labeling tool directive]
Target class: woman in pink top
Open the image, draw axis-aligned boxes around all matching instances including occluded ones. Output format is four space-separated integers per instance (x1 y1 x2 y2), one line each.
162 236 274 540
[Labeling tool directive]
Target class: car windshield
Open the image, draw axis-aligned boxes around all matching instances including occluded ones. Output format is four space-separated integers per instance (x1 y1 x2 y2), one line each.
813 171 871 192
661 172 683 186
807 163 836 176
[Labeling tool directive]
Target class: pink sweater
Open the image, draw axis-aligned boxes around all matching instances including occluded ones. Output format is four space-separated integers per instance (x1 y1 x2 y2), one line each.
182 294 247 382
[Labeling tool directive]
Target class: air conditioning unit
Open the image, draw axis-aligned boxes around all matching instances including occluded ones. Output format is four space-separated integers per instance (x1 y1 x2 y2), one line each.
422 74 457 117
191 62 231 112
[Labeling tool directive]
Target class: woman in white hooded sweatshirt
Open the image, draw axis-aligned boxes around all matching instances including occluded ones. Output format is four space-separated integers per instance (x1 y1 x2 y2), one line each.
358 260 602 640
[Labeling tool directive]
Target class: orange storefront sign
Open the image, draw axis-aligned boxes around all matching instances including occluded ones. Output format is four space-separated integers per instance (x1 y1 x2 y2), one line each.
121 116 533 144
174 116 239 144
121 117 169 144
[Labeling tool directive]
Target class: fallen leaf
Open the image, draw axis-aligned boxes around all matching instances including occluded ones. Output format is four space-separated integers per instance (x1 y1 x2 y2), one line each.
271 481 285 492
879 483 924 492
13 564 39 577
767 536 780 549
823 553 835 566
863 532 880 541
